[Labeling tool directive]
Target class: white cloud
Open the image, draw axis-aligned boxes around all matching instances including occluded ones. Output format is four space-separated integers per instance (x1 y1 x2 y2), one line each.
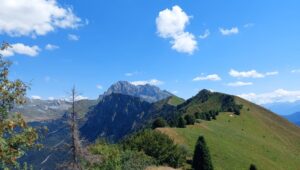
0 0 81 37
48 97 55 100
31 95 42 100
45 44 59 50
96 85 103 90
156 5 197 54
75 95 88 101
0 43 40 57
193 74 221 81
125 72 138 77
130 79 164 86
171 32 197 54
219 27 239 36
229 69 278 78
199 29 210 39
239 89 300 104
172 90 178 94
244 23 255 28
68 34 79 41
291 69 300 73
227 81 253 87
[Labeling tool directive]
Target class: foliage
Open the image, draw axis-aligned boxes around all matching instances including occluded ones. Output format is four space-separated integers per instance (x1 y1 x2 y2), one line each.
221 95 243 115
88 141 121 170
184 114 195 125
177 117 186 128
87 141 156 170
0 43 40 169
122 130 187 168
152 117 168 129
121 150 157 170
192 136 213 170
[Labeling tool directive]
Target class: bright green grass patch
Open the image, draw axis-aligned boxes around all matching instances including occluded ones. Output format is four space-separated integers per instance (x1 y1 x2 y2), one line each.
161 99 300 170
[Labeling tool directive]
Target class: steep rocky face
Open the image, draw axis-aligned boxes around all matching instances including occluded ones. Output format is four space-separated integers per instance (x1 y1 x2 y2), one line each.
99 81 172 103
81 93 152 142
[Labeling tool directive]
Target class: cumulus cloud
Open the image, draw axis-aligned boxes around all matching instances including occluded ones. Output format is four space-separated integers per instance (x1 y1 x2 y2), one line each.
199 29 210 39
193 74 221 81
219 27 239 36
31 95 42 100
68 34 79 41
75 95 88 101
156 5 197 54
239 89 300 104
229 69 278 78
0 0 81 37
0 43 40 57
227 81 253 87
130 79 164 86
45 44 59 50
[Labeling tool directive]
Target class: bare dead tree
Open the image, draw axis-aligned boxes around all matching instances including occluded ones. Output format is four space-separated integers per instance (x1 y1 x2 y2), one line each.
69 86 83 170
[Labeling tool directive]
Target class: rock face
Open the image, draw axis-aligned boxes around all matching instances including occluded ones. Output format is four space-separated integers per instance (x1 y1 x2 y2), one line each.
81 93 152 142
100 81 172 103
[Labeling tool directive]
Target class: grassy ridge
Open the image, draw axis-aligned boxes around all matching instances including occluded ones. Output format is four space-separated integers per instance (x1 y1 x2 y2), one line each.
158 97 300 170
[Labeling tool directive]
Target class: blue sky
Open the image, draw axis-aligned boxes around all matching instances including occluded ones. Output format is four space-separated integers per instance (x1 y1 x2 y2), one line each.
1 0 300 104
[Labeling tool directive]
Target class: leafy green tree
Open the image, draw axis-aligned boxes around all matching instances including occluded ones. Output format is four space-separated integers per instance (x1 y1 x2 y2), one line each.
152 117 168 129
122 130 187 168
249 164 257 170
184 114 195 125
192 136 213 170
177 117 186 128
0 43 40 169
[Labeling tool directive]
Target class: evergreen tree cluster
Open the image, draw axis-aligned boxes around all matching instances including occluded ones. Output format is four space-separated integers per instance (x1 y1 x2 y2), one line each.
192 136 213 170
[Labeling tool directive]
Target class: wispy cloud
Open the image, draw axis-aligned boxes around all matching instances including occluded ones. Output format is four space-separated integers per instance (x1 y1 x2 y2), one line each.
96 85 103 89
31 95 42 100
130 79 164 86
229 69 278 78
193 74 221 81
199 29 210 39
291 69 300 74
239 89 300 104
0 43 40 57
68 34 79 41
156 5 197 54
244 23 255 28
45 44 59 50
219 27 239 36
227 81 253 87
0 0 81 37
125 71 139 77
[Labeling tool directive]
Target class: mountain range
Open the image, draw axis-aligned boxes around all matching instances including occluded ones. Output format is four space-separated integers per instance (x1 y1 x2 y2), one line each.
18 81 300 169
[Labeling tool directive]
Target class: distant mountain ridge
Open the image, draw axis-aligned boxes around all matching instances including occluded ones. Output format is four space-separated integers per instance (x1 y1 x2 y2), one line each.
99 81 173 103
284 112 300 126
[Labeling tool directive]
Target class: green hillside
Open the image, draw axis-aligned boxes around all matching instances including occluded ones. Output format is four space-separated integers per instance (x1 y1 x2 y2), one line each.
158 96 300 170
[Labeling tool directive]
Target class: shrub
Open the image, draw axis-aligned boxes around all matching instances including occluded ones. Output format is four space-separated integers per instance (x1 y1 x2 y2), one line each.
121 150 157 170
122 130 187 168
177 117 186 128
192 136 213 170
184 114 196 125
152 117 168 129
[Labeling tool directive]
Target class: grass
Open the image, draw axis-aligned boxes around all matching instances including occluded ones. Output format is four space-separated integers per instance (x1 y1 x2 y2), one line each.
158 97 300 170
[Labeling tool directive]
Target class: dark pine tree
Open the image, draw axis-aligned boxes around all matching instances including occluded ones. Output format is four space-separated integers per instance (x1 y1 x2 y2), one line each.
192 136 213 170
249 164 257 170
184 114 196 125
177 117 186 128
